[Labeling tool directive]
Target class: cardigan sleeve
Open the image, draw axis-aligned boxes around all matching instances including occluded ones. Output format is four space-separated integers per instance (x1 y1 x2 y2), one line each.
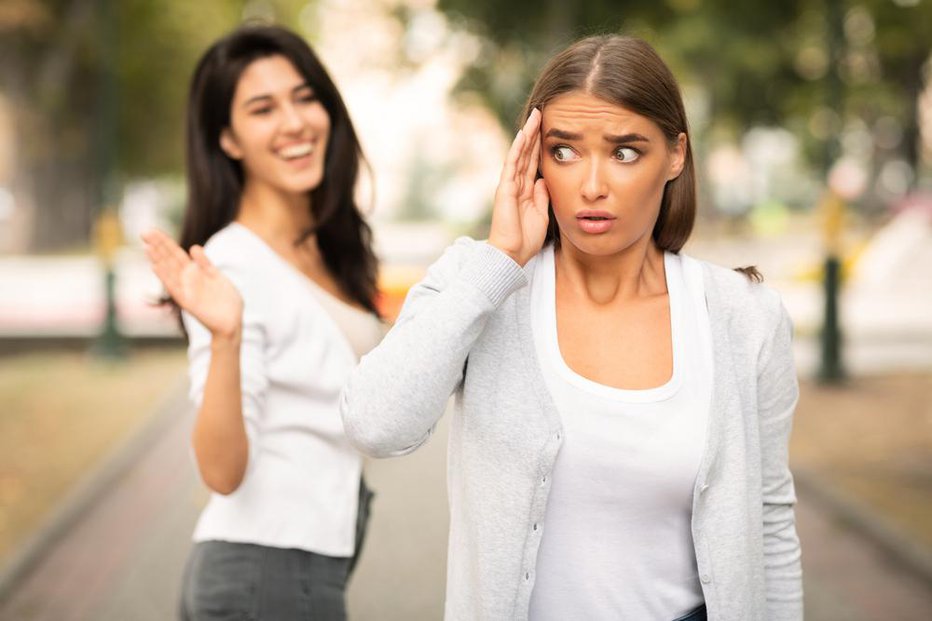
340 237 527 458
756 297 804 619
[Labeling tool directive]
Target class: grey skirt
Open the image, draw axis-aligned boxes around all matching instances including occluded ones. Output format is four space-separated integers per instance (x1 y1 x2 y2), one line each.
179 478 374 621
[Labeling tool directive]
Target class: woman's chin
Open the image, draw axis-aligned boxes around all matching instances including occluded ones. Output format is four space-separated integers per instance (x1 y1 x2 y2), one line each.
272 169 325 196
561 232 632 258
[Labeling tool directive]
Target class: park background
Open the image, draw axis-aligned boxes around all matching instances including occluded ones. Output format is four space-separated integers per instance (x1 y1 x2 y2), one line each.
0 0 931 618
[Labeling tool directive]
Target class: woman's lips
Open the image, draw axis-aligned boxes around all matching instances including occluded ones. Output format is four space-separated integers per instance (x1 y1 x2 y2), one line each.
576 211 616 234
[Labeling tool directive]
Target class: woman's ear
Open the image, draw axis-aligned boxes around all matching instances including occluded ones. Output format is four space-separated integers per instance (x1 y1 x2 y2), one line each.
220 128 244 160
668 132 687 181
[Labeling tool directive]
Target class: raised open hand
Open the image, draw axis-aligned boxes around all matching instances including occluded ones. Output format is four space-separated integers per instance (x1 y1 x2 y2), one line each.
488 108 550 267
142 229 243 339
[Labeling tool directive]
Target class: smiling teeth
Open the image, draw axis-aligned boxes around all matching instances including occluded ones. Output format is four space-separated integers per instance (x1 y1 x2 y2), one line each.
278 143 314 159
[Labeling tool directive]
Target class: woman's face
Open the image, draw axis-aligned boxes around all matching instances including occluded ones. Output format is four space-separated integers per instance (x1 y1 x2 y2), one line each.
539 90 686 257
220 54 331 196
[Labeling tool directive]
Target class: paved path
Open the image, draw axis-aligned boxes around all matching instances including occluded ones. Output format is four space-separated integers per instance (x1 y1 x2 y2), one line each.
1 399 931 620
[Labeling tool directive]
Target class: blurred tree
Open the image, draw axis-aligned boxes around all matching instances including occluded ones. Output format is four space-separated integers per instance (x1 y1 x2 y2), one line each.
0 0 312 252
436 0 930 193
862 0 932 184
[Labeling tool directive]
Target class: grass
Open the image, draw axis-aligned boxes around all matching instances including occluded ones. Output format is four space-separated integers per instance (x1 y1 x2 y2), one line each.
0 349 187 562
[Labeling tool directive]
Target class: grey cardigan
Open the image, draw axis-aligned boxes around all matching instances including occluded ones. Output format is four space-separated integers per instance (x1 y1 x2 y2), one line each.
341 238 802 620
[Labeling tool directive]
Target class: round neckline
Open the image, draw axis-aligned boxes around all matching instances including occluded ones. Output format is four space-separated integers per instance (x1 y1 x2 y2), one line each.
541 245 684 403
228 221 373 319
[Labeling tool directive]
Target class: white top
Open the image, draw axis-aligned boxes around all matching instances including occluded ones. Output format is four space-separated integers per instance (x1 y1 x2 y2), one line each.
183 222 384 557
528 245 713 620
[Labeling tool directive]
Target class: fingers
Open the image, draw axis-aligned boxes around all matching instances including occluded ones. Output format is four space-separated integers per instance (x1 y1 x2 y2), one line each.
525 130 542 191
499 128 527 187
141 228 193 298
190 245 218 277
533 178 550 215
515 109 542 194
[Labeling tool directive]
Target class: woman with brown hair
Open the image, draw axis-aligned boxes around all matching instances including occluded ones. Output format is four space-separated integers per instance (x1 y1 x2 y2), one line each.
342 35 801 620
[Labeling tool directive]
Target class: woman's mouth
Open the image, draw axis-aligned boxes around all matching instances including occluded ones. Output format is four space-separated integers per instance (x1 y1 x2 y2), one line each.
576 211 616 234
275 141 316 161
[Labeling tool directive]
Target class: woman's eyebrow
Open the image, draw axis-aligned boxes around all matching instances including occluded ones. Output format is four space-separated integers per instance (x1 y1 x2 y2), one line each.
243 93 273 107
544 128 582 140
242 83 312 107
544 128 650 143
604 133 650 143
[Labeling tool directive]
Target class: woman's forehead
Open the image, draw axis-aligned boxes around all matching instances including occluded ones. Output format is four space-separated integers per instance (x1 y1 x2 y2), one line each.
541 91 652 132
235 55 306 100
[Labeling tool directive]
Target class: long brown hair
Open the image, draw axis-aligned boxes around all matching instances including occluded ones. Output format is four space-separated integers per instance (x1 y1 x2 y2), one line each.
520 35 695 254
180 25 380 318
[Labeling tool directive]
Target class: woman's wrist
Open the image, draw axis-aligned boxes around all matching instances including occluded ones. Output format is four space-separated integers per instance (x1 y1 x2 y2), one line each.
210 324 242 351
487 238 526 267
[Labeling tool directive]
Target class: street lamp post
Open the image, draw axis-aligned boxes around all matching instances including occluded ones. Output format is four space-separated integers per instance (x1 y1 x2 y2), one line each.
818 0 846 383
91 0 125 359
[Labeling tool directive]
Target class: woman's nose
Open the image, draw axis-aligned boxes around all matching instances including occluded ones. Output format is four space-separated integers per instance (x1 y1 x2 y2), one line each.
580 160 608 202
280 102 306 133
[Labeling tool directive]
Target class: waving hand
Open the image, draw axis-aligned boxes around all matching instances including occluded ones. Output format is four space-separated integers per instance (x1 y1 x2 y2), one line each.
142 229 243 339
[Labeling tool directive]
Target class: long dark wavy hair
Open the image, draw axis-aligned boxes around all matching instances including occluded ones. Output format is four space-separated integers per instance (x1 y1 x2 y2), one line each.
177 24 381 321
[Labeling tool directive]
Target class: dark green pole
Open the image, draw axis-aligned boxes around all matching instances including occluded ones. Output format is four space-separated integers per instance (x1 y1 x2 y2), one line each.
818 0 845 383
92 0 126 359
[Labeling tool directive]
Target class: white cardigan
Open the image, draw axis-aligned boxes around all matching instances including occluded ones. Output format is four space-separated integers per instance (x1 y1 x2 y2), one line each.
184 223 382 557
342 238 803 620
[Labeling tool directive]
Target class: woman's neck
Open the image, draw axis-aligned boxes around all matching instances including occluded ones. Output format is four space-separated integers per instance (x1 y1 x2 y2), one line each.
554 236 667 305
235 180 313 246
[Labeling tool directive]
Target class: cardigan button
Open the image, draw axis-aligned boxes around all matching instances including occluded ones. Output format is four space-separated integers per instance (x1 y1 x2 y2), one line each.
700 573 711 584
533 523 538 531
525 572 530 581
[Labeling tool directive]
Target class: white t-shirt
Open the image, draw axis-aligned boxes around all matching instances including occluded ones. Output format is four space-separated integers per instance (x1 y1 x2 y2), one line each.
528 245 713 620
183 222 384 557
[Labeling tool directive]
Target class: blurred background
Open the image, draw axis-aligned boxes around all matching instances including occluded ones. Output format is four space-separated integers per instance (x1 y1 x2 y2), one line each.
0 0 930 618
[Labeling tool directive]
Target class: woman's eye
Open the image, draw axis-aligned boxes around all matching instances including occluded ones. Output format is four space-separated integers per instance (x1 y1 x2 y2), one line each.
615 147 640 162
297 93 318 104
250 107 273 116
552 146 578 162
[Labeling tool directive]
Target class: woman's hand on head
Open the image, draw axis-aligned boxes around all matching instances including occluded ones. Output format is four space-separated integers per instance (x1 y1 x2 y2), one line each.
489 108 550 267
142 229 244 342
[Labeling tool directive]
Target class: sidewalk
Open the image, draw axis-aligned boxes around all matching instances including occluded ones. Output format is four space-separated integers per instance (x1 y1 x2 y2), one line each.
790 373 932 579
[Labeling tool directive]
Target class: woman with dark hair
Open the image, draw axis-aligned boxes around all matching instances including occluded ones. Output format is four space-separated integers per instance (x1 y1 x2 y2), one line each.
142 24 382 620
342 35 801 621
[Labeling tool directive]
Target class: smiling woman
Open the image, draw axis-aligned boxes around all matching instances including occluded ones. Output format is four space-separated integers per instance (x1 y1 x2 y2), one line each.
218 55 331 198
342 34 802 621
141 25 384 621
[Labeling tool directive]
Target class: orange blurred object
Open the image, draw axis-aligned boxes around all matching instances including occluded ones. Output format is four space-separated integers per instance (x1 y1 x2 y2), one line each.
376 264 426 323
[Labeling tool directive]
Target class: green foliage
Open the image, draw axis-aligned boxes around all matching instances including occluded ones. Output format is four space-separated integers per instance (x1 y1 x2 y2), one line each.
0 0 316 249
436 0 931 174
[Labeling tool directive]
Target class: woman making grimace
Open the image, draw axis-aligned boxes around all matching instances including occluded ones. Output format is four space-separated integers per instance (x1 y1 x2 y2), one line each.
143 25 383 620
342 35 802 621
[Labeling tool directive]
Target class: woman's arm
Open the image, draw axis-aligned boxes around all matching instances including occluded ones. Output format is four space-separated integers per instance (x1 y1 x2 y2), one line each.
144 230 263 495
340 238 527 457
341 109 549 458
757 298 803 619
190 327 247 495
182 303 267 495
